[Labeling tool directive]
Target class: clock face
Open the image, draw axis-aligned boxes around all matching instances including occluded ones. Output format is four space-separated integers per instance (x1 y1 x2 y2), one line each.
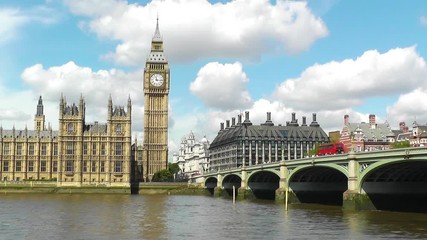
150 74 164 87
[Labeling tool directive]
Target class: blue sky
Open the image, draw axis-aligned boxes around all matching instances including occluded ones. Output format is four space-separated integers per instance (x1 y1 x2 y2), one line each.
1 0 427 157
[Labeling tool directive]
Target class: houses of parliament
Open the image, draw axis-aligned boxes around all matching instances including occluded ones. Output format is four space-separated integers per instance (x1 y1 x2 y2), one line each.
0 21 170 186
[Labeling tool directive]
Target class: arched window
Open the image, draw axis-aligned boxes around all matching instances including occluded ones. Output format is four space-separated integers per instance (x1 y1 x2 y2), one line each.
116 124 122 133
67 123 74 133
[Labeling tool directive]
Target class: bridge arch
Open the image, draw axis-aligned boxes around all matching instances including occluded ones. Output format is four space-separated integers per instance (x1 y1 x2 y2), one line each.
247 170 280 200
288 163 348 181
288 164 348 205
359 159 427 213
222 174 242 197
205 176 218 195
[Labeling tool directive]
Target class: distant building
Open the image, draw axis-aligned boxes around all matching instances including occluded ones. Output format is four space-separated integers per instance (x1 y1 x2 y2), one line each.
410 121 427 147
0 95 132 186
394 121 411 143
172 131 210 178
208 112 329 172
340 114 394 152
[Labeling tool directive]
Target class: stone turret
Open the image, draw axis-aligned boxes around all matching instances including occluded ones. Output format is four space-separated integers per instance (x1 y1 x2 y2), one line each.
127 95 132 116
34 95 46 131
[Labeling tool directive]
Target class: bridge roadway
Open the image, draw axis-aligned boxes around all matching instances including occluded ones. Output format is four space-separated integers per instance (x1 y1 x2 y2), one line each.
192 147 427 212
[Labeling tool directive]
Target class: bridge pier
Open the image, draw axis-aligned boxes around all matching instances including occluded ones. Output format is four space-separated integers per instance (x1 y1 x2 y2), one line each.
237 167 254 200
214 187 224 197
276 188 300 204
275 161 289 203
343 191 375 211
237 187 255 200
342 153 375 210
275 188 286 203
214 173 224 197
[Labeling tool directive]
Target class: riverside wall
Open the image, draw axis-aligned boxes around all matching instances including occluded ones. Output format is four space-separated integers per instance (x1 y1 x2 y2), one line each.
0 181 209 195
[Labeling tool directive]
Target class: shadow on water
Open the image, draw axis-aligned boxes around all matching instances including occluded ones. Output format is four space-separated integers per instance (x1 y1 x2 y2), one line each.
130 182 139 194
206 188 214 195
368 193 427 213
252 190 276 200
294 191 344 206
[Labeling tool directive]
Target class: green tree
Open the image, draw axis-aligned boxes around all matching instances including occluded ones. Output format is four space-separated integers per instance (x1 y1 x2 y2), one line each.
151 163 181 182
168 163 180 175
152 169 173 182
308 143 320 157
328 131 341 143
390 140 410 149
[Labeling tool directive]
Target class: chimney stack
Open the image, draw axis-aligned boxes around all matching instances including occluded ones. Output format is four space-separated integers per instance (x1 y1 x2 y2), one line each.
261 112 274 126
400 122 407 133
399 121 405 130
226 120 230 128
220 122 224 130
289 112 298 126
344 114 349 126
369 114 376 125
243 111 252 126
302 116 307 126
232 117 236 126
310 113 319 127
238 114 242 125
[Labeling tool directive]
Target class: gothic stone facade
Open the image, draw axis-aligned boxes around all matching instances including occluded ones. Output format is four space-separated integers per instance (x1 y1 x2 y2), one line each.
142 19 170 181
0 95 132 187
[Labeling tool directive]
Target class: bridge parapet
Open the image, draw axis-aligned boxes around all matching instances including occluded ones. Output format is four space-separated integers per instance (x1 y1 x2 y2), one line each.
195 147 427 211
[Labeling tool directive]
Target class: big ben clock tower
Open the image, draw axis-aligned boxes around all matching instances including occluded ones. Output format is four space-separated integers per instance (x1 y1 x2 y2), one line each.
142 18 170 181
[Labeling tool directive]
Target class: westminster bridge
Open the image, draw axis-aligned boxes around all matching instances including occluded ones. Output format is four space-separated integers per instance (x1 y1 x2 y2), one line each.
193 147 427 212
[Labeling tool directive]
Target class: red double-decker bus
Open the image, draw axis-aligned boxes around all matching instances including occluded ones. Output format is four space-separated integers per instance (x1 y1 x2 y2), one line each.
318 142 344 155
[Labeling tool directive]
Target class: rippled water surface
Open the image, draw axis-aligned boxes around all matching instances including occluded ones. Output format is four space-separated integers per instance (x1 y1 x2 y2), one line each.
1 194 427 239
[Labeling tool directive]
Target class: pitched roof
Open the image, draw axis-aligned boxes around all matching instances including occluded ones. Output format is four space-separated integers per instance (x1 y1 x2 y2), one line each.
210 123 329 148
84 122 107 134
346 122 393 141
1 129 58 138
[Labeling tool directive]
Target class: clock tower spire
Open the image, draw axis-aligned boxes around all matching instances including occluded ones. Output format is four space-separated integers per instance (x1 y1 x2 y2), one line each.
142 18 170 181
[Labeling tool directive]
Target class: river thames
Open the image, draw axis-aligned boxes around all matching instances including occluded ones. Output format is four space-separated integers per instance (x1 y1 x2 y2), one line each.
1 194 427 239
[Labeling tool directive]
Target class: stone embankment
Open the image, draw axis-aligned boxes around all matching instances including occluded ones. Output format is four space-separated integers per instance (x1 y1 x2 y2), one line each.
0 181 208 195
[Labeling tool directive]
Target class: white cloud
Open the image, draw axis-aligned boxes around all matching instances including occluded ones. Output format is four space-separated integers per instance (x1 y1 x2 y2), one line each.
0 90 33 125
387 88 427 125
0 8 27 45
420 15 427 26
273 47 427 111
0 7 59 46
189 62 252 110
64 0 328 65
20 61 145 131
